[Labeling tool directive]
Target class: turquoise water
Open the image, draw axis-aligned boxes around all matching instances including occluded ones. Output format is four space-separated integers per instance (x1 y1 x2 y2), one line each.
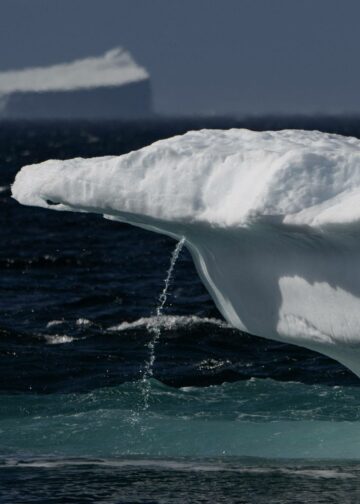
2 378 360 460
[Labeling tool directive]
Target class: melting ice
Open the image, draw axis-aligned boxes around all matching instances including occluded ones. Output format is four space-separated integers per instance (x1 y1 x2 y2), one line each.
12 128 360 376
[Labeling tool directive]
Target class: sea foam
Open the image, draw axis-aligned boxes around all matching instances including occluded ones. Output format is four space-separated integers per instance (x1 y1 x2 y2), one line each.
11 129 360 376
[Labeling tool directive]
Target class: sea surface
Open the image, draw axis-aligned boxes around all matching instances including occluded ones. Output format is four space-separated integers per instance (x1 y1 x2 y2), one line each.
1 117 360 503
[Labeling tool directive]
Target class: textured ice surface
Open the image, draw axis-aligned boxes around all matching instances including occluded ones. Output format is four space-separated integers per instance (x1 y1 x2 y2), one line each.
12 129 360 376
0 47 148 94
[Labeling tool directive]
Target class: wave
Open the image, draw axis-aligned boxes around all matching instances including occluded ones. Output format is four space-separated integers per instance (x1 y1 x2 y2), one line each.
43 334 75 345
46 320 66 328
0 457 356 478
107 315 230 332
46 318 93 329
1 378 360 459
11 129 360 376
42 315 229 344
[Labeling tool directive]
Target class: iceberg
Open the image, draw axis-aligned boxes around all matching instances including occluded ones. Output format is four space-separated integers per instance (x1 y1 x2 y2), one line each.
11 129 360 376
0 48 152 119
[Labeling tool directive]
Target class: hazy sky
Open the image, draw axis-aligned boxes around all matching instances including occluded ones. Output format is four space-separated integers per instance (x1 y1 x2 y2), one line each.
1 0 360 116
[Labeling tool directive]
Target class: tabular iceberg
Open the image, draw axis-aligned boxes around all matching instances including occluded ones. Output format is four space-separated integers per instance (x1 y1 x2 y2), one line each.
0 48 152 119
11 129 360 376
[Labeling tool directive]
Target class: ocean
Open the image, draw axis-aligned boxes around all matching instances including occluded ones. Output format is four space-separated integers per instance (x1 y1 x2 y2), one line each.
1 117 360 503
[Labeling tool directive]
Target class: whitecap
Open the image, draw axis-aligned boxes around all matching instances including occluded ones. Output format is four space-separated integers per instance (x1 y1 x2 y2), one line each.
107 315 230 333
46 319 65 328
76 318 92 326
43 334 74 345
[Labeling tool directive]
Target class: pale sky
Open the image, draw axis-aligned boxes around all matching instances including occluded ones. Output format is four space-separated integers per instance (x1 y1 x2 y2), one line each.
1 0 360 116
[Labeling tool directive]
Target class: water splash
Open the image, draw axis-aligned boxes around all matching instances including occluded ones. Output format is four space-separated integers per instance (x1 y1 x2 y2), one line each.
141 237 185 410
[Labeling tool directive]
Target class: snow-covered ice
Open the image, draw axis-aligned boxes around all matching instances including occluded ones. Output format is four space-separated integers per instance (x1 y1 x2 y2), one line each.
12 129 360 376
0 48 148 95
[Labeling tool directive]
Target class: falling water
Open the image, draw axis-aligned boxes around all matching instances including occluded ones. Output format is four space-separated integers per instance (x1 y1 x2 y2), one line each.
141 237 185 410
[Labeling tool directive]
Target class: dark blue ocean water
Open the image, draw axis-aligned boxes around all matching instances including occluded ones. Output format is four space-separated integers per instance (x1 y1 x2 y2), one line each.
2 118 360 503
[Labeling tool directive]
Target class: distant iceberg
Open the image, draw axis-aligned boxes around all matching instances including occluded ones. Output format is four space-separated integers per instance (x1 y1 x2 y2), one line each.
0 48 152 119
12 129 360 376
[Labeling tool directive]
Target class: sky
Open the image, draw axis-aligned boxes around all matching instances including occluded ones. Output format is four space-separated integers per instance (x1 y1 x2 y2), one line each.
1 0 360 116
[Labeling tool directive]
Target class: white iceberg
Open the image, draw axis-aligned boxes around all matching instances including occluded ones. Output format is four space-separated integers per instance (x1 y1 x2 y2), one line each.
0 48 148 94
0 48 151 119
11 129 360 376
